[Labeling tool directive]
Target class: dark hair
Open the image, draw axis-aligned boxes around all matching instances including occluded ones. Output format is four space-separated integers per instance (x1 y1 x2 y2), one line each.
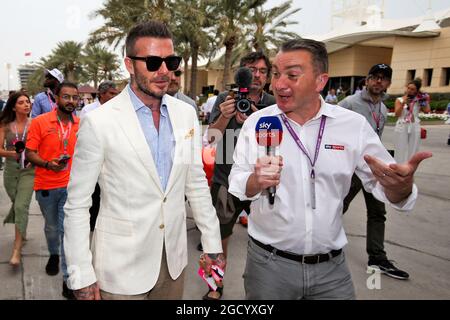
281 39 328 74
55 82 78 96
126 21 173 57
213 89 220 96
98 81 117 94
0 92 30 125
240 51 272 77
408 78 422 92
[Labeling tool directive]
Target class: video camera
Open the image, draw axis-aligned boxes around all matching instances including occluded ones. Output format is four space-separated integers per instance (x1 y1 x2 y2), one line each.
232 67 254 116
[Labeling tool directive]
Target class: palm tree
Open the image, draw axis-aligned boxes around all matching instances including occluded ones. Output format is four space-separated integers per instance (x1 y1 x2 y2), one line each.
172 0 216 98
212 0 266 90
88 0 173 53
98 50 121 81
248 0 301 54
49 41 84 82
83 45 121 88
83 45 103 88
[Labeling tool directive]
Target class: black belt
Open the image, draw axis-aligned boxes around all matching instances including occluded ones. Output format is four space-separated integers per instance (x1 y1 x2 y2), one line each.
250 236 342 264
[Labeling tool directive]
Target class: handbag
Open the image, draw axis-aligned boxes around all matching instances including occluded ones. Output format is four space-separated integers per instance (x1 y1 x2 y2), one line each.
420 127 427 139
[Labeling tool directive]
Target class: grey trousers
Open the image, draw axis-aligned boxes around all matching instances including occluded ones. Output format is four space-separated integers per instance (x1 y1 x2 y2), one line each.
100 245 185 300
244 238 355 300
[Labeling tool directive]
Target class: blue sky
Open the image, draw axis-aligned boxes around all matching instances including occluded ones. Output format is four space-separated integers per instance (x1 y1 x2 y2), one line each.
1 0 449 91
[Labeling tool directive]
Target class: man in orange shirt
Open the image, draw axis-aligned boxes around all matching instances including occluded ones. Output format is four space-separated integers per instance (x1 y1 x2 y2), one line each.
26 82 80 299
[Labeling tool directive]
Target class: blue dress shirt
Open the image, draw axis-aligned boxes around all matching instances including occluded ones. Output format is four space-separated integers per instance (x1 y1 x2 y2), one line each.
128 85 175 191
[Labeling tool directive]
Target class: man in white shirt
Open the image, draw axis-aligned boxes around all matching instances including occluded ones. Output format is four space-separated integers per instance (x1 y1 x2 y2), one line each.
324 88 338 105
228 39 432 300
79 81 119 118
202 90 219 121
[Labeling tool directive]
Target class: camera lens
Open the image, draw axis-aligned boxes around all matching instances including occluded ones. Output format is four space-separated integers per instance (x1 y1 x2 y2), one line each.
236 99 251 114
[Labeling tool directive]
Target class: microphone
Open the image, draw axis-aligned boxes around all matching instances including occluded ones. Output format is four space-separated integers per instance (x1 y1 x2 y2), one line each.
234 67 253 89
255 116 283 205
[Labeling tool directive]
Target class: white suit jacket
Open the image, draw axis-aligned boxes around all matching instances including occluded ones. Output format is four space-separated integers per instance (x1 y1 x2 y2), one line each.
64 89 222 294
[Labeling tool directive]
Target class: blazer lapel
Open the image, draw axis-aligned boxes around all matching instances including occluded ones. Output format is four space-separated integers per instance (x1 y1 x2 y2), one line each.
112 89 163 194
164 97 183 195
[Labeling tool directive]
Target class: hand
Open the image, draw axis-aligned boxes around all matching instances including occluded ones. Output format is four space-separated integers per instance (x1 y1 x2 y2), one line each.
235 111 248 124
47 159 66 172
254 156 283 190
74 282 101 300
219 96 236 120
199 253 226 283
402 95 408 104
364 151 432 203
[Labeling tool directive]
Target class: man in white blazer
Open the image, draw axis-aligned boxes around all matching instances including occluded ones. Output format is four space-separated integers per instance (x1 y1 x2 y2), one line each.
64 21 224 300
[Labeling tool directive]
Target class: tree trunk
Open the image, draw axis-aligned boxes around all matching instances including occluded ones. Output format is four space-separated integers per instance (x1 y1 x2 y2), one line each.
222 42 234 91
183 56 189 95
189 44 199 100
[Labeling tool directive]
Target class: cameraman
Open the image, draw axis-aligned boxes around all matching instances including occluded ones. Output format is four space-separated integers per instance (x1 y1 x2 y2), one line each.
200 52 275 300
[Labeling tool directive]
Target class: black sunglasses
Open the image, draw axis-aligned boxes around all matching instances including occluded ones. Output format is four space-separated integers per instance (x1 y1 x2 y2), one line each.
128 55 182 72
174 70 182 77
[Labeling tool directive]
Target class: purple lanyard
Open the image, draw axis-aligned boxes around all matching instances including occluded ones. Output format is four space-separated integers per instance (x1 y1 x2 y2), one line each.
280 114 327 209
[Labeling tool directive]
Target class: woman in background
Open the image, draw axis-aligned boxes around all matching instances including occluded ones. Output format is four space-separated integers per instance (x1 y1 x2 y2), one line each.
0 92 35 266
394 78 431 163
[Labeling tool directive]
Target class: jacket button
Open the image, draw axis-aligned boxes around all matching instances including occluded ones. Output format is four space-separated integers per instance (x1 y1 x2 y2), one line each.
163 197 167 203
159 224 165 229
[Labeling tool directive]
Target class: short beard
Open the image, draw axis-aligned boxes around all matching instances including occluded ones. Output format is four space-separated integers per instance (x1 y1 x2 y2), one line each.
367 86 383 97
59 105 74 114
133 72 166 100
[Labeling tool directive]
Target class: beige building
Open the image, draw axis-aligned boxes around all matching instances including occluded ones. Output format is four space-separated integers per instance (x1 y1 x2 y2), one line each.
191 4 450 98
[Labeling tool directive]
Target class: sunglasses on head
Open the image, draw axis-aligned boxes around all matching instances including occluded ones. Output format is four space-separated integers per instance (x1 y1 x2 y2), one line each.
128 55 182 72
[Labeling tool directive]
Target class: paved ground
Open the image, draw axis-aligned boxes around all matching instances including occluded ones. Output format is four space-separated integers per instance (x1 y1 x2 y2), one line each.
1 124 449 300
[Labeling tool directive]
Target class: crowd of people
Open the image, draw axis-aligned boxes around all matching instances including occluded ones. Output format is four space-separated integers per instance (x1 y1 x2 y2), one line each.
0 20 434 300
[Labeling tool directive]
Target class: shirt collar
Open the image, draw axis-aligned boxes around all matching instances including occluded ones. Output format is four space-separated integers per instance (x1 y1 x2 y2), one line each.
127 84 168 116
267 95 337 120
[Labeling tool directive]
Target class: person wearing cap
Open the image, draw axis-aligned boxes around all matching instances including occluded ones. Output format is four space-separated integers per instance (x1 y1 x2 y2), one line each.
166 69 198 115
339 63 410 280
31 68 65 118
229 39 431 300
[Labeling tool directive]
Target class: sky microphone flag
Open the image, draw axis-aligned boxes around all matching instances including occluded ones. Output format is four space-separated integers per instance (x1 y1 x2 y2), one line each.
255 116 283 148
255 116 283 205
